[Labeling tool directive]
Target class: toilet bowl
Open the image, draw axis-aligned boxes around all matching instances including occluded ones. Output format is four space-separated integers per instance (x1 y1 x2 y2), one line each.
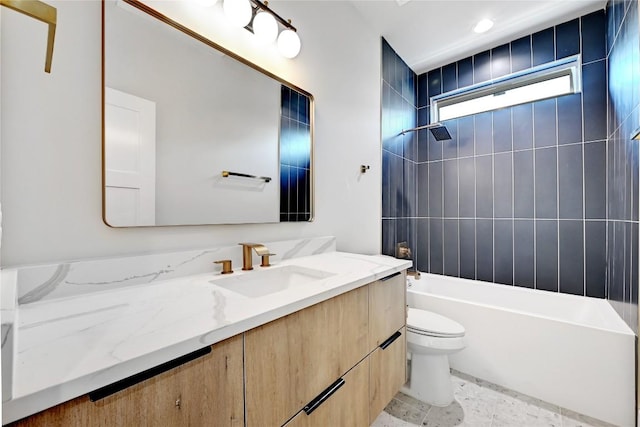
403 307 466 407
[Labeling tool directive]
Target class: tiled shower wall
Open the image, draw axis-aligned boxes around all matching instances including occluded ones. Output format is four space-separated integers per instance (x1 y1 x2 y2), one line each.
382 3 640 332
607 0 639 331
381 39 418 259
383 11 615 298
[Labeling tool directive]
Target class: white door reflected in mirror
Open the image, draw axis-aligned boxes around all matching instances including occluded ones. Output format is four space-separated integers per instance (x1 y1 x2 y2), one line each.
104 88 156 226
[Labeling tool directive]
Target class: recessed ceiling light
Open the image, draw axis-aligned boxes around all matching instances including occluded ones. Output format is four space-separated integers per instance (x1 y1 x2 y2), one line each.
473 19 494 34
395 0 412 6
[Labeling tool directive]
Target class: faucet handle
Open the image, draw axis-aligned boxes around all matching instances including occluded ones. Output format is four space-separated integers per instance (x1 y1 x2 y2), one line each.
260 253 276 267
214 259 233 274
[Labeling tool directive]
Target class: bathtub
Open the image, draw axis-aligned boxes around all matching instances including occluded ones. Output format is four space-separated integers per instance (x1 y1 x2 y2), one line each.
407 273 635 427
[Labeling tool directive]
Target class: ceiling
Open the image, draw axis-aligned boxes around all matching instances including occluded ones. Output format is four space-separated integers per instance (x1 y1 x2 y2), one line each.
349 0 607 75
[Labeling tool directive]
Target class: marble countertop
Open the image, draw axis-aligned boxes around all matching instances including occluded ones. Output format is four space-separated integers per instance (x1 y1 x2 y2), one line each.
3 251 411 424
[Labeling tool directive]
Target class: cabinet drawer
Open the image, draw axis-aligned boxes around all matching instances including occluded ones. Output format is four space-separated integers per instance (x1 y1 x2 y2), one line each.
283 357 369 427
244 286 369 427
369 327 407 424
10 335 244 427
368 271 406 349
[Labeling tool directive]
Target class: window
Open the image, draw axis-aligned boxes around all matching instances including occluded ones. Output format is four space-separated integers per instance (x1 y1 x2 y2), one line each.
431 55 582 122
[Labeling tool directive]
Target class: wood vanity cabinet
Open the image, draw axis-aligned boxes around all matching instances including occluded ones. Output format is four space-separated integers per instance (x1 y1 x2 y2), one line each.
369 326 407 425
368 271 407 424
283 358 370 427
246 270 407 427
244 285 369 427
368 272 406 349
10 335 244 427
10 270 407 427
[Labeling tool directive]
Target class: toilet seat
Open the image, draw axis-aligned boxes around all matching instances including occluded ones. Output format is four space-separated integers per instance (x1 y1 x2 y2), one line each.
407 308 465 338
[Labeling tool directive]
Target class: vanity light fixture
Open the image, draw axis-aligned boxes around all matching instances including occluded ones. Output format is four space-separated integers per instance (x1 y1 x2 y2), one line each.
222 0 301 58
473 18 494 34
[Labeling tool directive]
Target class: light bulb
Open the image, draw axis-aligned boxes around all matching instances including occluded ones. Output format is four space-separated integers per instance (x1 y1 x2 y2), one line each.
252 11 278 44
277 29 301 59
223 0 252 28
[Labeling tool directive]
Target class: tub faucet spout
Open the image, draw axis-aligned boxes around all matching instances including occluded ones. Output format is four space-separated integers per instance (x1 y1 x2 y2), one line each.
396 241 412 259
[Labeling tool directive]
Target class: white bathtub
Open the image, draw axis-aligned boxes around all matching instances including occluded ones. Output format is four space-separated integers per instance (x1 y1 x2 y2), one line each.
407 273 635 427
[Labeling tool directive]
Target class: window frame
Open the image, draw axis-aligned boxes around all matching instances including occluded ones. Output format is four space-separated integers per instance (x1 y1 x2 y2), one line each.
430 54 582 123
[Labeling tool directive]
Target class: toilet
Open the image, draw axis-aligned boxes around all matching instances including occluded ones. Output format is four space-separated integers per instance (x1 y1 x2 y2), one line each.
403 307 466 407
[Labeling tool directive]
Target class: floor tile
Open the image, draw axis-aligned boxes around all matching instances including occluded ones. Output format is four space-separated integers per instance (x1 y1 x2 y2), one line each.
421 402 465 427
455 391 496 424
371 372 614 427
491 395 562 427
396 392 433 413
384 398 427 425
371 411 416 427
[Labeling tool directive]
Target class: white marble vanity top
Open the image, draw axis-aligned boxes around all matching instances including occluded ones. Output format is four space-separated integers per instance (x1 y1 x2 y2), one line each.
3 250 410 424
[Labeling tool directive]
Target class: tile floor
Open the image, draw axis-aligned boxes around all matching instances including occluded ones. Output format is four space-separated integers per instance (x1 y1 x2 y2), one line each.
371 370 616 427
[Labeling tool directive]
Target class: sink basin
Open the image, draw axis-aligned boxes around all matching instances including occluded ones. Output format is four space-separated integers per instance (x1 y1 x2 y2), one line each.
209 265 334 298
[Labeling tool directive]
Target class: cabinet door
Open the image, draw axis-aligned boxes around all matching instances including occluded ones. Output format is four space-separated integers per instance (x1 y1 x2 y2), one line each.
368 271 406 349
11 335 244 427
369 327 407 424
244 286 369 427
284 357 369 427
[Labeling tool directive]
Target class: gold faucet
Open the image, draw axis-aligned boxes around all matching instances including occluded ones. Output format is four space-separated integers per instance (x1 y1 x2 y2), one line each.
239 243 275 270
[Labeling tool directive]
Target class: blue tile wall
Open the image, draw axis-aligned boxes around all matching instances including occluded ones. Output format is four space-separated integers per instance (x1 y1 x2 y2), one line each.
491 44 511 79
511 36 532 72
280 86 311 222
382 38 418 257
606 0 639 332
532 28 555 66
382 6 639 333
556 19 580 59
407 10 610 300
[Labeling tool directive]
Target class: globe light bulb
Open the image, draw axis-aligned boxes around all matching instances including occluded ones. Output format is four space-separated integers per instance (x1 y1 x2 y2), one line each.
252 11 278 44
197 0 218 7
277 29 301 59
223 0 252 28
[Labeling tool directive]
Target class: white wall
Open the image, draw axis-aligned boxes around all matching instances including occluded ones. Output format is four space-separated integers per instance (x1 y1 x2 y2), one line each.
0 1 382 267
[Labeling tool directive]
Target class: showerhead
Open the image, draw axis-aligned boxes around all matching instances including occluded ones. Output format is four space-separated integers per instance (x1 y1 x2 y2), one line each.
429 124 452 141
398 122 452 141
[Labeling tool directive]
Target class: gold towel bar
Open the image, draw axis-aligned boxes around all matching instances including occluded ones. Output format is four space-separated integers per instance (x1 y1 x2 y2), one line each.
1 0 57 73
222 170 272 183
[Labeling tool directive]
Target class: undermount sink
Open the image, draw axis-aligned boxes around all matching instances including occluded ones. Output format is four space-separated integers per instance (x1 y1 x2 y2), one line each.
209 265 335 298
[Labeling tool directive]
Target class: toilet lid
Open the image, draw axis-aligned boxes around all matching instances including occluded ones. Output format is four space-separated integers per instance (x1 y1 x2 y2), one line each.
407 308 465 337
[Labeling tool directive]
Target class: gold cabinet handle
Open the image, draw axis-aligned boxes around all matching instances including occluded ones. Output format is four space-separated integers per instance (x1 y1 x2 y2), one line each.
1 0 57 73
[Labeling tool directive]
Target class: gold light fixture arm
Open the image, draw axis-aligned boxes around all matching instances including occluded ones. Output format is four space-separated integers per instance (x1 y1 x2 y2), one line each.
1 0 57 73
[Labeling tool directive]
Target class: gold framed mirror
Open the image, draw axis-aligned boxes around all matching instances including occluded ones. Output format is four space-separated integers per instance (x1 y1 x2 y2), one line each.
102 0 313 226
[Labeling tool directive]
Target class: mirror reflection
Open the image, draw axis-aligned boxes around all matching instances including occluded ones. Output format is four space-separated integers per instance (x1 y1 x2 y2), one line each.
103 0 312 226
